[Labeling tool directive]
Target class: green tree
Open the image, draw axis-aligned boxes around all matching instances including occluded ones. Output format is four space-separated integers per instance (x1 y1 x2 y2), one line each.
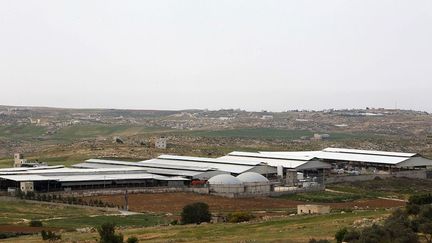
335 227 348 243
29 220 43 227
181 202 211 224
126 236 139 243
97 222 123 243
41 230 61 241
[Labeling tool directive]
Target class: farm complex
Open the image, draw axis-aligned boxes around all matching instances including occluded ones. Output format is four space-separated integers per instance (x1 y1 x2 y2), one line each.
1 148 431 197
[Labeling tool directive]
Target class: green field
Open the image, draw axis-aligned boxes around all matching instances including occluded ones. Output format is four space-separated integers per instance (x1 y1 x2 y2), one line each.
0 199 167 229
327 177 432 199
0 125 46 140
4 209 391 243
184 128 382 141
274 191 366 203
52 125 172 141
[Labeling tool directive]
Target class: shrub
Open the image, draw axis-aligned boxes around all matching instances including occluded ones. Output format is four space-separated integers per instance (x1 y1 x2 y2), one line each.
181 202 211 224
29 220 43 227
335 227 348 243
342 229 360 242
97 222 123 243
409 193 432 206
127 236 139 243
226 212 255 223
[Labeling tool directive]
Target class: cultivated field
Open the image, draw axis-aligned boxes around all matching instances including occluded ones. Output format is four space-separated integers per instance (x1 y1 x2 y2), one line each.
87 192 405 214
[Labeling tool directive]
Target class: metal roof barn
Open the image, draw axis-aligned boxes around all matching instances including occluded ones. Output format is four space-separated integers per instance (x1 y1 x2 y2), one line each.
260 148 432 168
223 152 331 170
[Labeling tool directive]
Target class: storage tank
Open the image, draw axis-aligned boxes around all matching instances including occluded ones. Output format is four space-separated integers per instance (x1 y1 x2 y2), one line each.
236 172 270 195
207 174 244 193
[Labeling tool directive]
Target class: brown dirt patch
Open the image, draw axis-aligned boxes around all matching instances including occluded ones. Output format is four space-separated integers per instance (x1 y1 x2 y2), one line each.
87 192 405 213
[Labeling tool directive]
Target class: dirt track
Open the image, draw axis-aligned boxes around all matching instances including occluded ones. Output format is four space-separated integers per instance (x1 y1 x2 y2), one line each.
88 192 405 213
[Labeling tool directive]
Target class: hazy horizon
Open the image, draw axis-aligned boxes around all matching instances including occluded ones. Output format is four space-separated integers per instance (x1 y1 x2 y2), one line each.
1 1 431 112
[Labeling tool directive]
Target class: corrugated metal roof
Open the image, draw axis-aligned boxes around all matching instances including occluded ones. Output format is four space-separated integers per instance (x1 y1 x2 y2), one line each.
0 165 64 173
55 173 189 182
86 159 214 172
74 161 209 177
260 150 411 165
72 162 139 169
140 158 254 174
259 151 321 158
0 173 189 182
316 151 409 165
219 155 310 169
229 151 314 161
322 148 417 157
0 175 57 182
157 154 263 166
0 167 146 176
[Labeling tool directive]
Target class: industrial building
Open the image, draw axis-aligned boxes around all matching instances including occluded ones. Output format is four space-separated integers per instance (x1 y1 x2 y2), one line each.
221 151 331 185
1 147 430 194
74 154 277 180
0 166 188 193
260 147 432 175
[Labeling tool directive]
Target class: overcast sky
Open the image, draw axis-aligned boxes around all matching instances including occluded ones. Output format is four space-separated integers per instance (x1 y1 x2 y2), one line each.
0 1 431 112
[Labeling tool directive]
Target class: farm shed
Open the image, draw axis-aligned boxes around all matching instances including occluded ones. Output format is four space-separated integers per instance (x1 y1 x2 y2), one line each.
297 204 330 215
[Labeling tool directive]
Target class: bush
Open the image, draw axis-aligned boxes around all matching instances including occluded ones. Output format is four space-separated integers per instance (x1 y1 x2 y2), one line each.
29 220 43 227
342 229 360 242
127 236 139 243
335 227 348 243
226 212 255 223
337 209 419 243
181 202 211 224
409 193 432 206
41 230 61 241
97 222 123 243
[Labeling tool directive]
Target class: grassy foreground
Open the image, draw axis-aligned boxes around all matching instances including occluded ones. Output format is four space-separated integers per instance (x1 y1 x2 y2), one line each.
4 209 391 243
0 200 167 229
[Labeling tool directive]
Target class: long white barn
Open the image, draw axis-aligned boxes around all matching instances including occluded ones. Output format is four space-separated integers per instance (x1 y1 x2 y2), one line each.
259 147 432 169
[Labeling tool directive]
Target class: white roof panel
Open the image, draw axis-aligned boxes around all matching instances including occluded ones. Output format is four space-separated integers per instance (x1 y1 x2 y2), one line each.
0 175 57 182
219 155 309 169
86 159 213 172
260 149 415 165
316 151 409 165
228 151 314 161
0 166 64 173
157 154 262 166
140 158 254 174
322 148 417 157
259 151 321 158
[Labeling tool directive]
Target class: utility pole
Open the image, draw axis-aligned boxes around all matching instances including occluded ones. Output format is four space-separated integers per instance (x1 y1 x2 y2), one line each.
124 189 128 211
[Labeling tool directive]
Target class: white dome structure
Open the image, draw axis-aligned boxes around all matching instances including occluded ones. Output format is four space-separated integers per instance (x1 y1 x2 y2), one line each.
236 172 270 195
208 174 242 185
237 172 269 183
207 174 244 194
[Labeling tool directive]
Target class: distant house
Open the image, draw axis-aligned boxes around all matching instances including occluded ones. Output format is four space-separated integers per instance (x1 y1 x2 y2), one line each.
155 137 167 149
261 115 274 120
297 204 330 215
13 153 47 168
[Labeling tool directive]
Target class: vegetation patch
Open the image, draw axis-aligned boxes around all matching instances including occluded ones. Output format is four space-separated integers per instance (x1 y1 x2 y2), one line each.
274 191 365 203
327 177 432 199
